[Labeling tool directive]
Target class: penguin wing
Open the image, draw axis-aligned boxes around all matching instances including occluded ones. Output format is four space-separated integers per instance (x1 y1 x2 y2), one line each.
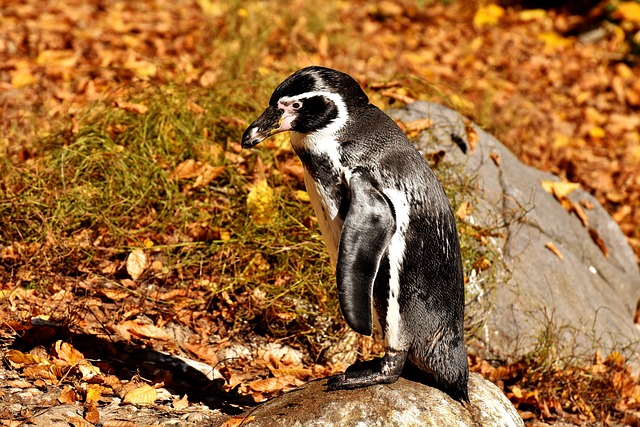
336 172 395 336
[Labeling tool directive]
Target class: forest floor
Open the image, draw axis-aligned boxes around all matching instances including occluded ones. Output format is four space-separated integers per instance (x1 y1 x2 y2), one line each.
1 0 639 426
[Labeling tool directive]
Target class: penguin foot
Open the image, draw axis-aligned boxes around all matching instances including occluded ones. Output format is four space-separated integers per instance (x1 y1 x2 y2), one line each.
326 350 407 391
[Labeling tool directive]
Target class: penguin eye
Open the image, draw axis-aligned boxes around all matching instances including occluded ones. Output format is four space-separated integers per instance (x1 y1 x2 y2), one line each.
292 102 301 109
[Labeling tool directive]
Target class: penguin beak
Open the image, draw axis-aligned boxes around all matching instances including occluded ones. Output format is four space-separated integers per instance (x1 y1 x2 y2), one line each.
242 105 288 148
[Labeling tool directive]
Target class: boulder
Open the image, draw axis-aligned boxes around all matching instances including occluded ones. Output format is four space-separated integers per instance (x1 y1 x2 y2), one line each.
389 102 640 364
240 373 523 427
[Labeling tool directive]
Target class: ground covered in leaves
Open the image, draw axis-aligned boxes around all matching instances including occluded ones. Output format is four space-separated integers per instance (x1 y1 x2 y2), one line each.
1 0 640 426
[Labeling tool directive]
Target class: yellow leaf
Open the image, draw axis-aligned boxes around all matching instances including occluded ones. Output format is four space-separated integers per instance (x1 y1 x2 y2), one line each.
86 384 104 405
123 383 157 406
11 61 36 88
537 32 572 50
246 179 275 225
473 4 504 27
541 180 580 200
5 349 48 368
616 2 640 25
36 50 78 68
126 249 147 280
518 9 547 21
588 126 606 139
295 190 310 202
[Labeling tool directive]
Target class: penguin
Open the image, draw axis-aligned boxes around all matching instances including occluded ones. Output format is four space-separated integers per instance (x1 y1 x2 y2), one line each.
241 66 469 402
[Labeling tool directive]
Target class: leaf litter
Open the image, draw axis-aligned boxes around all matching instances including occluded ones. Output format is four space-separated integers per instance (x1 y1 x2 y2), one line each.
1 0 640 426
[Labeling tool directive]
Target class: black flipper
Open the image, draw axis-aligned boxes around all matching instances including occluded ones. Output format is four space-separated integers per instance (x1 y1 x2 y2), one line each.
336 172 395 336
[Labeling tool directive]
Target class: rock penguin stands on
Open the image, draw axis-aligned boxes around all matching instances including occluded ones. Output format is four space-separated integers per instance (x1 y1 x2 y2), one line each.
241 66 469 402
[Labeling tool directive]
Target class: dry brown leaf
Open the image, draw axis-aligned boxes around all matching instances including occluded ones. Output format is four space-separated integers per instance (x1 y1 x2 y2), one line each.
54 340 85 365
588 228 609 258
464 119 478 153
84 402 100 424
182 342 219 365
123 383 157 406
119 320 170 341
173 394 189 410
220 416 255 427
102 421 138 427
7 379 33 388
403 118 433 134
115 101 148 114
545 241 564 260
456 201 471 220
248 375 303 393
58 386 78 404
66 416 95 427
126 249 147 280
489 151 501 166
270 367 313 380
86 384 104 404
570 203 589 227
23 364 63 381
97 288 130 301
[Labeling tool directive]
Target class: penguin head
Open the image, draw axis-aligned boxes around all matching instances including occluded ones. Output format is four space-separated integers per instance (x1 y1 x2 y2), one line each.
241 66 369 148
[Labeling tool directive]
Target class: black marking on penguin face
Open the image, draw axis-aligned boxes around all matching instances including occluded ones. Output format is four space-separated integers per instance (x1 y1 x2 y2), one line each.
269 66 369 109
287 95 338 134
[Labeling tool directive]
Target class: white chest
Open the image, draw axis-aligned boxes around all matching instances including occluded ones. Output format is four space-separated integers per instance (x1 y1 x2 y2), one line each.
291 131 347 265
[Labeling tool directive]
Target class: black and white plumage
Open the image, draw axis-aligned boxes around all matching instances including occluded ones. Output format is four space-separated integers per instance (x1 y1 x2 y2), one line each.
241 66 469 402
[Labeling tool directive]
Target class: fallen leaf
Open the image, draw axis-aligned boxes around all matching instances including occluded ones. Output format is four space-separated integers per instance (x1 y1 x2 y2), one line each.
5 349 48 368
66 416 95 427
115 101 149 114
489 151 501 166
119 320 170 341
464 119 478 152
246 179 275 225
54 340 85 365
615 2 640 25
541 180 580 201
588 228 609 258
220 416 255 427
102 421 138 427
85 384 104 405
173 394 189 410
545 241 564 260
126 249 147 280
456 201 471 220
570 203 589 227
123 383 157 406
249 375 300 393
473 4 504 27
84 402 100 424
58 386 78 404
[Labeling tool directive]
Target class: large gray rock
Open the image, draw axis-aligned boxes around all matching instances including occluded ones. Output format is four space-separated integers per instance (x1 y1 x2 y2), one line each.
390 102 640 364
240 373 523 427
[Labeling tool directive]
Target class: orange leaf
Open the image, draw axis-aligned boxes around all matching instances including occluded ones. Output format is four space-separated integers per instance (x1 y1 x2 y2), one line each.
84 402 100 424
54 341 86 365
545 242 564 260
58 386 78 404
115 101 149 114
220 416 255 427
119 320 170 341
